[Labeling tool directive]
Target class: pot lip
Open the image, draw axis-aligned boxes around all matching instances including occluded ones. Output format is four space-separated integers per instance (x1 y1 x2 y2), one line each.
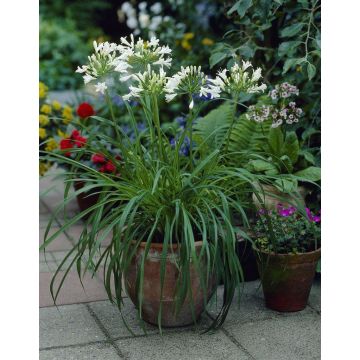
132 240 203 249
254 246 321 257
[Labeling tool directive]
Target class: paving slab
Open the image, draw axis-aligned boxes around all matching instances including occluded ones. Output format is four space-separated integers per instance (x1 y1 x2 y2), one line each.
115 329 250 360
40 227 74 251
40 271 109 307
224 312 320 360
40 261 59 273
39 304 106 348
39 342 121 360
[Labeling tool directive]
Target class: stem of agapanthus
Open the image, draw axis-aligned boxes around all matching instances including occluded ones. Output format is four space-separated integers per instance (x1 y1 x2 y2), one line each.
151 94 165 161
224 95 239 153
105 90 121 143
187 95 194 170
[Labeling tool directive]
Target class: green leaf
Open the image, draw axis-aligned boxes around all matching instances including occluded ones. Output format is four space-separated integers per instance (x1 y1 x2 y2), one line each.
268 127 284 156
282 58 305 74
248 159 278 173
307 63 317 80
210 52 227 68
278 41 301 57
294 166 321 181
280 23 304 38
279 155 293 173
274 178 298 193
282 131 299 164
300 150 315 165
227 0 253 18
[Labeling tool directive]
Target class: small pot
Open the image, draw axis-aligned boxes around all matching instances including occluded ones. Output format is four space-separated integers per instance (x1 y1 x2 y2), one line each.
256 248 320 312
252 184 307 210
124 241 215 327
236 239 259 281
73 181 100 214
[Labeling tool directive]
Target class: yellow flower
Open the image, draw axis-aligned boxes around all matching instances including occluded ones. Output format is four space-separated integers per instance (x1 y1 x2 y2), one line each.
181 33 194 51
202 38 214 46
40 104 52 115
45 138 58 152
39 114 49 126
62 105 73 124
183 33 194 40
52 100 62 111
57 129 68 138
39 161 51 176
39 128 47 139
39 82 48 99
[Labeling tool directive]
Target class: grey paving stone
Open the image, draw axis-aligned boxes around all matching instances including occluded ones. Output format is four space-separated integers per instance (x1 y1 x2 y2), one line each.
115 330 250 360
39 342 121 360
39 304 106 348
40 261 59 273
40 227 74 251
225 312 320 360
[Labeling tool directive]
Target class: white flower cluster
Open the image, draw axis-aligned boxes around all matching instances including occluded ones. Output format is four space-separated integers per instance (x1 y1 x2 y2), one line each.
271 102 303 128
246 105 271 123
209 61 267 97
76 35 172 95
164 66 218 108
123 65 167 101
76 41 120 93
269 82 299 100
118 2 169 37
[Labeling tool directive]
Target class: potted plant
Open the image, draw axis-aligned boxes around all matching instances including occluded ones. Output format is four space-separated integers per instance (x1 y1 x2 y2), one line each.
40 35 272 332
244 83 321 209
252 204 321 312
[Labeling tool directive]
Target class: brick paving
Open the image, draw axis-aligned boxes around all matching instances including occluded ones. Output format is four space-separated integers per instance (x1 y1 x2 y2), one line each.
39 167 321 360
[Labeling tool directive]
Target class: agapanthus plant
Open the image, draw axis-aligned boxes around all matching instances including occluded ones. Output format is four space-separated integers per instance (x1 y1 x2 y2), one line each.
254 204 321 254
40 34 277 334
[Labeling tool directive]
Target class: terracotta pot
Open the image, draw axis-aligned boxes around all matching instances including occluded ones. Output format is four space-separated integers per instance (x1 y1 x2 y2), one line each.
73 181 100 214
252 184 307 210
256 248 321 312
124 241 215 327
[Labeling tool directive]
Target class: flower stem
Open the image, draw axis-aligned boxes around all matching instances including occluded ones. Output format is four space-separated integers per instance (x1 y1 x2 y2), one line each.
224 96 239 153
105 91 121 143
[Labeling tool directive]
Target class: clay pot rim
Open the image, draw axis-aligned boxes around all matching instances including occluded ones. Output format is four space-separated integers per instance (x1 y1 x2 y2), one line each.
132 240 203 250
254 247 321 263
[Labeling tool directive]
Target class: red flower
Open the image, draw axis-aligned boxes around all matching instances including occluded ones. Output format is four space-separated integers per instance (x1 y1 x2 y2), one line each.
92 153 106 164
77 102 95 118
115 155 122 161
75 136 87 148
105 161 116 173
59 138 73 157
99 165 106 173
71 130 80 139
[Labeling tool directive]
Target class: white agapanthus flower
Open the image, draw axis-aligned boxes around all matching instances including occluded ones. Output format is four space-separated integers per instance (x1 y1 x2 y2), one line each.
115 35 172 76
150 2 162 14
75 41 119 86
123 65 167 101
209 60 267 97
165 66 220 108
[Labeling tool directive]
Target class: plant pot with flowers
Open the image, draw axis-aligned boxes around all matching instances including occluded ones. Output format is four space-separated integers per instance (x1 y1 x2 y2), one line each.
40 34 272 332
252 204 321 312
243 83 321 210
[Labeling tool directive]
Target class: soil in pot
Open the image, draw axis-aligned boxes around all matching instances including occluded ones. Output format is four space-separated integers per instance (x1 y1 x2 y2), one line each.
124 241 215 327
256 248 320 312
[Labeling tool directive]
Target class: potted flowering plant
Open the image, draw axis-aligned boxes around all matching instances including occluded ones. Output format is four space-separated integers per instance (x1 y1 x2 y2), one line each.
40 34 273 332
245 83 321 209
253 204 321 312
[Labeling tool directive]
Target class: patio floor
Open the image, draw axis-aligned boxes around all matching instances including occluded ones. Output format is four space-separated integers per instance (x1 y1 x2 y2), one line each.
39 167 321 360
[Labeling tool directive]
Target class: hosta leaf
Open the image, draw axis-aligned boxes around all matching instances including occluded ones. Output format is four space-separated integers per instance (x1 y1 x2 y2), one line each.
294 166 321 181
282 131 299 164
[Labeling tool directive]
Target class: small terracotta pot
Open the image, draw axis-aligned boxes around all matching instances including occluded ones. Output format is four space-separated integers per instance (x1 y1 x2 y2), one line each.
124 241 215 327
73 181 100 214
252 184 307 210
256 248 321 312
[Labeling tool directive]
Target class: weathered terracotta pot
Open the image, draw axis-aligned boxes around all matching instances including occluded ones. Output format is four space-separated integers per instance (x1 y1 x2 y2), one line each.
73 181 100 214
256 248 321 312
252 184 307 210
124 241 215 327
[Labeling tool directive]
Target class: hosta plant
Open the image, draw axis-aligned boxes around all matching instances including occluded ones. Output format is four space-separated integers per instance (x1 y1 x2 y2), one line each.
40 34 276 333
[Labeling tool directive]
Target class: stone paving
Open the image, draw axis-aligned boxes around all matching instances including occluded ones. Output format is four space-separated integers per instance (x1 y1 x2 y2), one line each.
39 167 321 360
